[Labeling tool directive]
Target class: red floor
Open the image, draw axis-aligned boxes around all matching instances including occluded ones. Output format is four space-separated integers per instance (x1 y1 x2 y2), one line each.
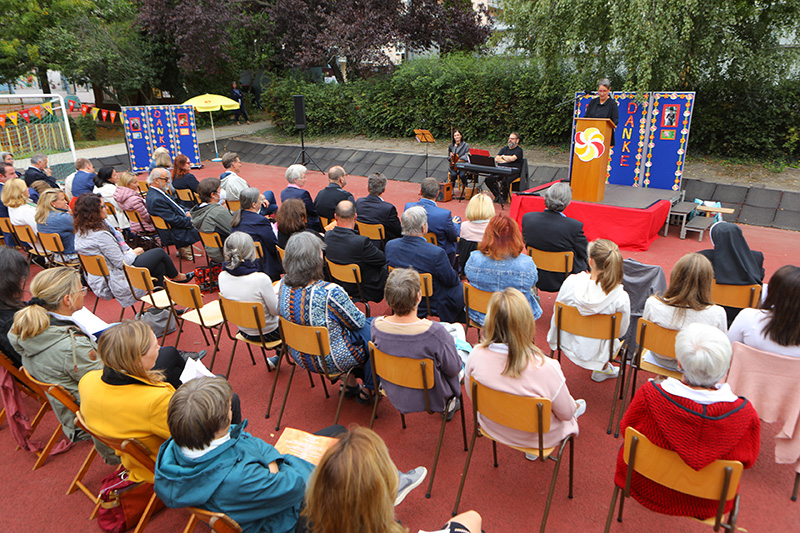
1 162 799 532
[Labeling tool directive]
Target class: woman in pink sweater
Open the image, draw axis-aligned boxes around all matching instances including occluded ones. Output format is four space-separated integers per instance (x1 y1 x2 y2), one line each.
465 288 585 452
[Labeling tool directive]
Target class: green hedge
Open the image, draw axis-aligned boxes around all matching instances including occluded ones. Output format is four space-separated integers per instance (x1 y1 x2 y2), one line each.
263 56 800 160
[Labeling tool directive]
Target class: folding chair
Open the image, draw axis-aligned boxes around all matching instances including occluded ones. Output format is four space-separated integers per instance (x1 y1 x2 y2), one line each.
388 266 433 317
164 280 223 360
453 378 575 532
150 214 192 270
77 253 129 319
605 427 742 532
254 241 263 260
425 232 438 246
0 216 20 249
711 281 762 309
183 507 242 533
368 342 467 498
176 188 199 206
12 224 49 266
75 412 164 533
527 247 574 292
357 222 386 248
123 263 176 344
276 246 285 264
38 232 79 267
198 231 225 266
612 319 679 437
325 259 374 317
0 353 60 471
226 199 241 213
22 369 100 503
319 216 332 229
463 281 494 338
105 202 128 227
217 295 282 380
137 181 150 196
274 317 355 431
124 209 158 237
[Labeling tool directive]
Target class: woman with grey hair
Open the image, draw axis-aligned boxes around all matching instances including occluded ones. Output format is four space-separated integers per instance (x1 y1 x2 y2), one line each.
280 164 321 231
218 233 281 365
615 323 760 518
231 187 282 279
279 231 374 402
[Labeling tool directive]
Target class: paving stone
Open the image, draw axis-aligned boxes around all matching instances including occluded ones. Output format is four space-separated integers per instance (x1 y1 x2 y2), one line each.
259 145 278 156
360 152 381 166
745 187 782 208
682 179 717 202
719 202 741 223
711 184 748 205
375 153 395 166
393 167 417 181
737 205 776 226
554 167 570 181
406 155 426 168
409 173 427 184
772 210 800 231
531 166 560 183
349 163 371 178
345 150 368 164
387 154 412 168
779 191 800 212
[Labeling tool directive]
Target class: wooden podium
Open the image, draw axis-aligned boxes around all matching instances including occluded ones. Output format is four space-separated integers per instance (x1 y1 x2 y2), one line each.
570 118 615 203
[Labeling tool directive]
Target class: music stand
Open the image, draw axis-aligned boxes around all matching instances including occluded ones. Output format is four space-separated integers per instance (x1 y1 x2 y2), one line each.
293 129 323 173
415 129 435 176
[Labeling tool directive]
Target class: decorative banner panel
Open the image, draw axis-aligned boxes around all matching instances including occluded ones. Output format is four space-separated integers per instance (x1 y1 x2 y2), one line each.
572 92 695 191
121 105 200 173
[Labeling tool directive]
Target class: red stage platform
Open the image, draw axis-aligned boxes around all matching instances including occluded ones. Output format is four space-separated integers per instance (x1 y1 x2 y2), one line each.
510 182 672 251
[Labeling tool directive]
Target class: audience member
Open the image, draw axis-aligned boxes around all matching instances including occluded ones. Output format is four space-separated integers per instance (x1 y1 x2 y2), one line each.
155 376 312 532
219 233 281 367
643 253 727 369
148 146 172 172
466 288 584 455
279 232 373 399
371 268 463 417
276 198 321 249
2 177 46 253
114 171 155 234
615 323 760 519
74 195 193 310
190 178 233 264
35 188 77 260
404 177 461 267
71 158 96 198
521 182 588 292
324 200 387 303
24 153 57 188
547 239 630 382
231 187 282 280
281 164 321 231
728 265 800 357
218 152 277 213
314 165 354 221
0 248 28 367
0 151 21 177
464 214 542 325
0 162 16 246
386 207 465 323
146 167 200 261
93 166 128 231
28 179 51 203
355 172 402 243
171 154 200 208
457 192 495 274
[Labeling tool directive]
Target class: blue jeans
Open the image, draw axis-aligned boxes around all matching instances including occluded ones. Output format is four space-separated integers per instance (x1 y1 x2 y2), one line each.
353 317 377 390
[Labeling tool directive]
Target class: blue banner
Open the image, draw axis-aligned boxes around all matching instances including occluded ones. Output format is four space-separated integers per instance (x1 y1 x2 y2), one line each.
121 105 200 173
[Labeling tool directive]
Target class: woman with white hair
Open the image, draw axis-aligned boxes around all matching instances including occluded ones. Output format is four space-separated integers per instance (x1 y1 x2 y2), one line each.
615 323 760 519
280 164 321 231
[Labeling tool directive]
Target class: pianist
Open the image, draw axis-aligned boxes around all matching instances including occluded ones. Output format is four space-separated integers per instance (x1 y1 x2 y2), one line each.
485 132 522 205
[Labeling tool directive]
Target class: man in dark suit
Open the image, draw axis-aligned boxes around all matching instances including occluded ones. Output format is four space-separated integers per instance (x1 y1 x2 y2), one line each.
145 167 200 261
24 153 58 188
521 182 588 292
386 206 464 323
314 165 354 221
280 164 322 232
355 172 401 243
324 200 387 303
404 177 460 267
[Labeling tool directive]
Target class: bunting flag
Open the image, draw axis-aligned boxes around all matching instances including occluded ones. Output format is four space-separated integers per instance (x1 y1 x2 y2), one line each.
43 102 53 115
0 116 5 129
69 100 76 112
101 109 108 122
8 112 18 125
31 106 42 120
81 104 88 117
109 111 117 123
20 109 30 122
91 108 100 119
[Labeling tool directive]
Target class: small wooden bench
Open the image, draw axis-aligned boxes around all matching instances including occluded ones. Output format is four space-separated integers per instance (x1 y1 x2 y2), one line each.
685 205 735 241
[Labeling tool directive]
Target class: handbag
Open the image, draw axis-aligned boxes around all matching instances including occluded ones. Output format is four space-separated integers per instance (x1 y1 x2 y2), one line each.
193 264 223 294
126 232 160 251
136 307 177 337
97 467 161 533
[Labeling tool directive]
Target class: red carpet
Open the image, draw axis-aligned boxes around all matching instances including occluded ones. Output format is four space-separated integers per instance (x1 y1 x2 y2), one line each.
1 162 799 532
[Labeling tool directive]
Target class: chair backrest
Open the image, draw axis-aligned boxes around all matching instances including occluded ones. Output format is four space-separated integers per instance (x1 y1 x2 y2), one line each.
0 350 48 402
38 232 66 254
357 222 385 241
320 216 332 228
527 246 574 274
424 232 438 246
219 295 268 331
711 281 762 309
125 209 145 226
124 262 158 293
326 259 362 285
13 224 39 248
279 317 330 357
176 188 199 205
186 508 243 533
622 427 742 501
254 241 263 259
165 279 206 310
276 246 285 262
137 181 150 194
635 318 678 361
104 202 117 218
199 231 224 252
226 199 241 212
75 411 155 473
471 378 551 434
22 367 80 414
78 253 111 277
463 282 494 317
370 342 435 390
554 302 623 340
150 214 170 231
0 216 15 235
420 273 433 299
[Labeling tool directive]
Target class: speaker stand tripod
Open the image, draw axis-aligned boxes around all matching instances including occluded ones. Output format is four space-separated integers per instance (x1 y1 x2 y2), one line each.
293 129 323 173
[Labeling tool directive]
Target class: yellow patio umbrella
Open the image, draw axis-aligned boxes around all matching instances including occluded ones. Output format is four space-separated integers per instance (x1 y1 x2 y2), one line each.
182 93 240 161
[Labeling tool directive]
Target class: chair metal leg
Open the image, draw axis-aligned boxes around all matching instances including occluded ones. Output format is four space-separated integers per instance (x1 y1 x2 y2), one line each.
307 370 315 388
793 472 800 501
275 365 297 431
452 429 479 516
426 408 450 498
333 369 353 425
265 349 285 419
91 295 99 314
224 340 238 379
368 388 380 429
604 486 621 533
608 358 627 435
245 343 256 365
400 413 406 429
208 327 222 367
320 374 330 399
460 397 468 451
492 440 498 467
197 326 210 346
541 439 570 533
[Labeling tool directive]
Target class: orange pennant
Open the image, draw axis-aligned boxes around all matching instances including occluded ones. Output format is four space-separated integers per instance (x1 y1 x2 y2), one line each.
8 112 18 125
0 115 5 129
81 104 88 117
32 106 42 120
109 111 117 123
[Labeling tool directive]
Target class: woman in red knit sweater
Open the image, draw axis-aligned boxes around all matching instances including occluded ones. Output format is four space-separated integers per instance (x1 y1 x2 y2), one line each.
616 323 760 519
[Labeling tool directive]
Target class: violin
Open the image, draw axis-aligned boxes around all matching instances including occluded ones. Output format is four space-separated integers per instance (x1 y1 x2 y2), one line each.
449 152 462 172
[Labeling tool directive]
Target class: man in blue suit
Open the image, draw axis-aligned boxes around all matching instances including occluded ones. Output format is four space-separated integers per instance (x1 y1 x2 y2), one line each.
71 158 96 198
280 164 322 232
404 177 460 267
145 167 200 261
386 206 465 323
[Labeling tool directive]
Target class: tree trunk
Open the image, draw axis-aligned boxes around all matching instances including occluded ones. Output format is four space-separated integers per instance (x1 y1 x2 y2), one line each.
92 83 105 106
36 67 51 94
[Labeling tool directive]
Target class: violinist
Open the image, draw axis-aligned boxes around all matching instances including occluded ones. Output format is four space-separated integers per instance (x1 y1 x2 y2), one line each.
447 130 470 192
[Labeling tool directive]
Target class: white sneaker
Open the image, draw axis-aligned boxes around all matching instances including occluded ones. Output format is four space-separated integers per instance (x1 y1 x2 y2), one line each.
591 365 620 383
395 467 427 506
575 399 587 418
